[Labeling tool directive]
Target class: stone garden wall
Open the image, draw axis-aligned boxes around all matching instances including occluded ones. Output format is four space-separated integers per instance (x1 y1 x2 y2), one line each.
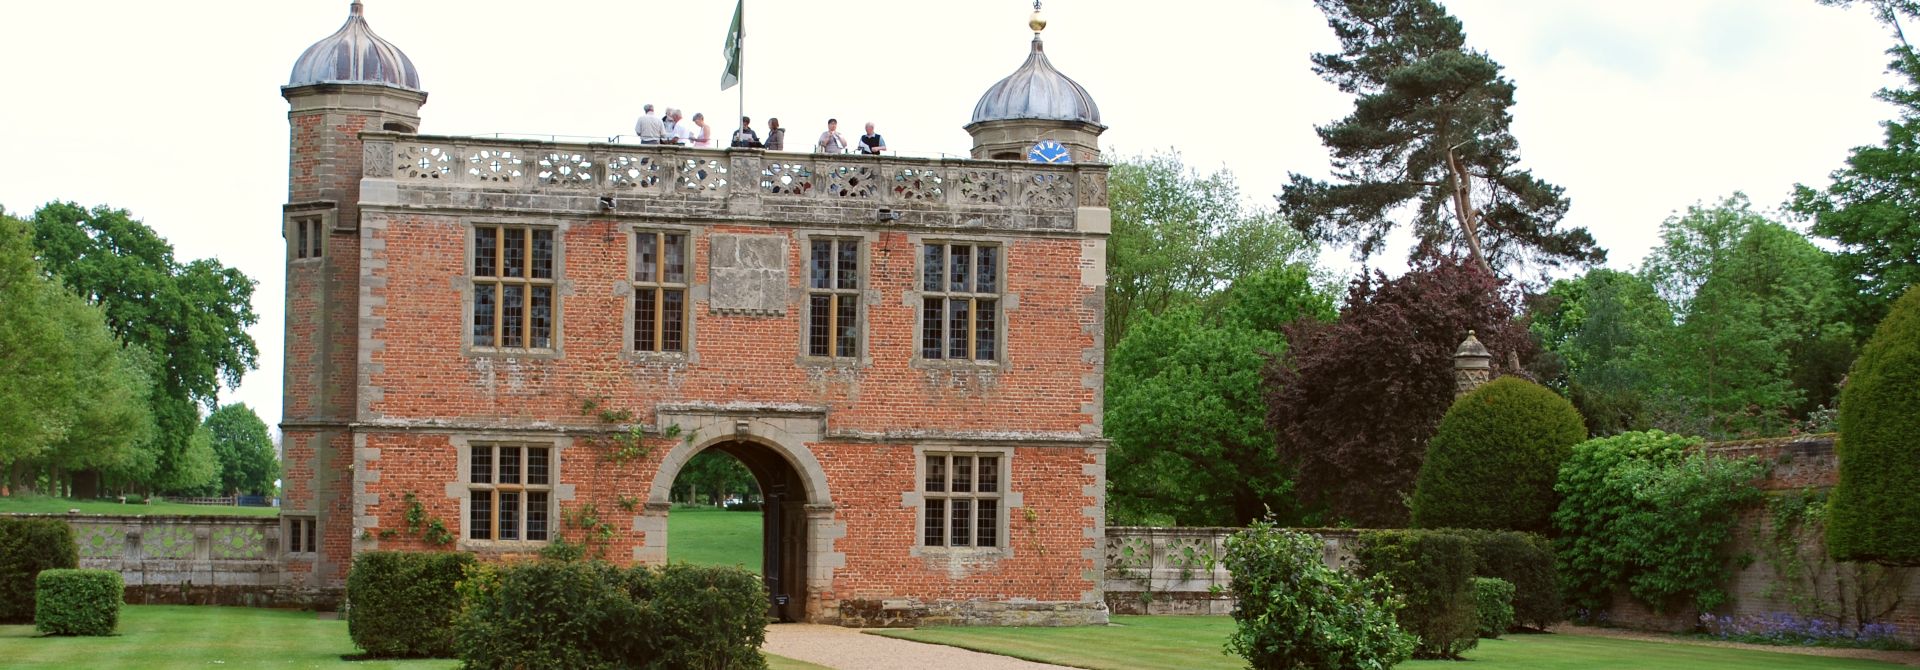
1103 526 1358 615
9 514 336 609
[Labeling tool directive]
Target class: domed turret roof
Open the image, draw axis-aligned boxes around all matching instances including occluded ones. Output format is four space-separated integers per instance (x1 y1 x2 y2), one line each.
288 2 421 91
969 34 1103 128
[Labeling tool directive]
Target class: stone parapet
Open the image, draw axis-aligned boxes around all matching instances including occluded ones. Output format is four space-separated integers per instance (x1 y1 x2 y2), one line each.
8 513 337 609
358 133 1110 233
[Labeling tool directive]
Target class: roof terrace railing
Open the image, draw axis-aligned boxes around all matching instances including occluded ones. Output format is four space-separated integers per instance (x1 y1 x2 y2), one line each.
359 132 1111 215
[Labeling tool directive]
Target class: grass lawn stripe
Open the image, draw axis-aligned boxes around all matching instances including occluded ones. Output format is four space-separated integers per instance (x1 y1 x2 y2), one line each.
0 495 281 517
873 615 1910 670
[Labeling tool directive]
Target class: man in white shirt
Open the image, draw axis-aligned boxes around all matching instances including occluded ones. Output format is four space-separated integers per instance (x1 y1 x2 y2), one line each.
669 109 698 146
634 103 668 144
815 118 847 154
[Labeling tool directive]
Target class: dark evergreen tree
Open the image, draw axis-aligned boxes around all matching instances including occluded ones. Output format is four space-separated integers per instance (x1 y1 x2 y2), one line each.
1828 285 1920 565
1281 0 1603 275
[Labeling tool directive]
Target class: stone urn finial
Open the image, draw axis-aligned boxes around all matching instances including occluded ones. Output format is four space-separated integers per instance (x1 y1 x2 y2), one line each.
1454 330 1493 397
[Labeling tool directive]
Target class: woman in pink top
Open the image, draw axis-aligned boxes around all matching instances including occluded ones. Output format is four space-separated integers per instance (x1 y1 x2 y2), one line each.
691 113 713 148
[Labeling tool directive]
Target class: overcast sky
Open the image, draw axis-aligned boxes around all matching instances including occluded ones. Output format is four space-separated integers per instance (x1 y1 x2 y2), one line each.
0 0 1903 430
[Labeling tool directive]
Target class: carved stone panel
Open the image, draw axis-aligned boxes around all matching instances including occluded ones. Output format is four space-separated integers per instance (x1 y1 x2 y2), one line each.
708 233 788 315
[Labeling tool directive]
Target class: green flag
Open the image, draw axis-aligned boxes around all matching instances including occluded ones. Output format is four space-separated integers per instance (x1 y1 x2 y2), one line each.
721 0 743 90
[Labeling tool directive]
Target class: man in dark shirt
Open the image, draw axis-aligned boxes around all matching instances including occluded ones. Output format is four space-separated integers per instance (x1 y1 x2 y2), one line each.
858 122 887 155
731 116 762 148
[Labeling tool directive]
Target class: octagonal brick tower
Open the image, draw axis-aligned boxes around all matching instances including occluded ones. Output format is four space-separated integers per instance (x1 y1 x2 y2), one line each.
279 0 426 588
965 4 1106 162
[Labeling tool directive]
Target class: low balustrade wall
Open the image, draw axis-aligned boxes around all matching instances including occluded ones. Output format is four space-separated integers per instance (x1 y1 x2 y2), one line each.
1103 526 1359 615
357 132 1110 231
9 514 334 609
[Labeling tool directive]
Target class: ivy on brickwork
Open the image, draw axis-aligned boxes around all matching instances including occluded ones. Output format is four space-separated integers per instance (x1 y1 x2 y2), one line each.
401 492 455 546
1762 488 1909 634
576 396 691 465
561 503 617 560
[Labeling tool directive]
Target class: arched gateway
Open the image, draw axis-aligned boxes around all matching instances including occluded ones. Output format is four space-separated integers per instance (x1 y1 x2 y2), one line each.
641 408 842 622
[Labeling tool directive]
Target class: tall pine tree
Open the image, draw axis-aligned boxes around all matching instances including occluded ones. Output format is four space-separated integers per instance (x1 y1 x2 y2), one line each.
1281 0 1603 275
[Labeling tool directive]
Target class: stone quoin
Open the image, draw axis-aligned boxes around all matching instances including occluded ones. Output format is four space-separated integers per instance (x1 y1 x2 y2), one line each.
278 1 1112 625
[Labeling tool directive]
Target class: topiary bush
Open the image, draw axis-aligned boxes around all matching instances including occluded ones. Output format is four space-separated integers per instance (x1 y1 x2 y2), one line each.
1411 376 1587 534
1442 528 1562 630
455 560 769 670
1553 430 1766 613
1352 529 1479 659
0 517 78 624
1471 577 1515 639
33 569 121 636
346 551 476 658
641 563 771 670
1222 521 1414 669
1829 284 1920 565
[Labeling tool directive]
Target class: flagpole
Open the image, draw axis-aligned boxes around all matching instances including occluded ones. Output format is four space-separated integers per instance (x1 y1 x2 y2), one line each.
738 0 744 144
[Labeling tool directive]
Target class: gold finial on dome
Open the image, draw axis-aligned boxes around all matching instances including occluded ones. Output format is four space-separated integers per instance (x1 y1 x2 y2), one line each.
1029 0 1047 34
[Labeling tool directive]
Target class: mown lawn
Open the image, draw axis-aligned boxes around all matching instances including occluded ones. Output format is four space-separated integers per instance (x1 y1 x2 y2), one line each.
874 615 1908 670
0 605 828 669
667 504 763 574
0 495 280 517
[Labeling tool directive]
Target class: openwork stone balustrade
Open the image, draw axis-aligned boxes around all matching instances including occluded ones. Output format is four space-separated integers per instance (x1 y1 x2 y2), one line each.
1103 526 1359 615
359 133 1110 230
10 514 332 608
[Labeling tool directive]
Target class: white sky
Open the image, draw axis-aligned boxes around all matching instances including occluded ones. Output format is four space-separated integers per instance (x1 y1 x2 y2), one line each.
0 0 1902 431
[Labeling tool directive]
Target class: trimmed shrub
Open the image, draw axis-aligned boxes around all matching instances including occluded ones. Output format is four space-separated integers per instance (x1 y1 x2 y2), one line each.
1411 376 1587 534
1443 528 1562 630
1353 529 1479 659
0 517 78 624
642 563 771 670
455 560 768 670
1830 284 1920 565
1222 521 1414 669
346 551 476 658
1471 578 1515 639
33 569 121 636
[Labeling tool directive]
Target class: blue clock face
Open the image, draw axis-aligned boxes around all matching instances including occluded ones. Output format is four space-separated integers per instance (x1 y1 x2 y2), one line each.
1027 139 1072 164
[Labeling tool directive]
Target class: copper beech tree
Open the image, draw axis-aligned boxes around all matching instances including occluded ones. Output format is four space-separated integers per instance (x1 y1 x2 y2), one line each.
1265 257 1532 527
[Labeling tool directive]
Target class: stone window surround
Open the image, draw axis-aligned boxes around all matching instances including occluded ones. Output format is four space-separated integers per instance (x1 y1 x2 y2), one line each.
618 222 701 364
907 234 1016 371
283 514 319 556
444 435 577 553
794 229 880 368
458 218 570 360
282 205 337 264
905 444 1021 559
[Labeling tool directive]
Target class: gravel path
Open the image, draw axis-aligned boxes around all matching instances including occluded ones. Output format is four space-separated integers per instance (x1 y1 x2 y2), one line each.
764 624 1076 670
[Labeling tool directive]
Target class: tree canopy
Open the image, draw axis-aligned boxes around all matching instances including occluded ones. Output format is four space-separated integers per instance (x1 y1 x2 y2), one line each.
203 404 278 497
1106 264 1336 526
1106 150 1315 348
1280 0 1603 276
1266 256 1533 527
29 202 259 494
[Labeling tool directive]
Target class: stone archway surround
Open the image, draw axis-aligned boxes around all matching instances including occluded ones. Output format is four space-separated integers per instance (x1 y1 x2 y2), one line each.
634 403 848 621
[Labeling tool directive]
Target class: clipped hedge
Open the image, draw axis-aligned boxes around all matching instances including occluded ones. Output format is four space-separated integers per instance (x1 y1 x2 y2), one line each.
1353 529 1479 659
1830 284 1920 565
34 569 121 636
0 517 78 624
1411 376 1587 534
1223 521 1414 669
1443 528 1562 630
1471 577 1515 639
346 551 476 658
456 560 768 670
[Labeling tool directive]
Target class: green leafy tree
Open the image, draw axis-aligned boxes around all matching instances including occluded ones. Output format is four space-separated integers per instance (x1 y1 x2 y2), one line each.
203 404 278 496
1106 150 1315 348
1410 377 1587 534
160 425 221 497
1106 264 1336 526
1281 0 1604 275
1828 285 1920 565
1527 269 1673 435
0 213 74 486
675 451 757 505
1640 196 1853 436
29 202 258 494
1791 0 1920 333
41 286 155 497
